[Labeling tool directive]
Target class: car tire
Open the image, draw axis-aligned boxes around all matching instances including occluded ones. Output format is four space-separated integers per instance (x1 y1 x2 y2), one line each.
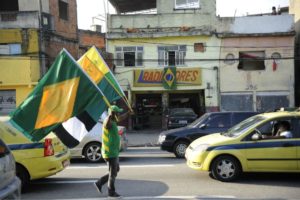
173 140 189 158
211 155 241 182
16 164 30 190
83 142 102 163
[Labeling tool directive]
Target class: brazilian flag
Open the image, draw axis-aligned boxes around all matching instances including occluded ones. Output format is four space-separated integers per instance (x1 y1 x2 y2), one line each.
9 49 107 142
78 46 131 112
163 66 176 89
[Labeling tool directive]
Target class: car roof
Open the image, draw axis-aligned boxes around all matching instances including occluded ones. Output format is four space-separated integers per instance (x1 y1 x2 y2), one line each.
257 111 300 119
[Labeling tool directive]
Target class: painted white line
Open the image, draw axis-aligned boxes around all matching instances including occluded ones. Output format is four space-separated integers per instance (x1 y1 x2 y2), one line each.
56 195 236 200
67 164 174 169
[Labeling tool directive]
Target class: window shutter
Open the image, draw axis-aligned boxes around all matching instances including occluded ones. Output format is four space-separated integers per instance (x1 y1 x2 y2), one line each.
158 51 164 66
164 51 168 66
136 52 143 66
116 52 123 66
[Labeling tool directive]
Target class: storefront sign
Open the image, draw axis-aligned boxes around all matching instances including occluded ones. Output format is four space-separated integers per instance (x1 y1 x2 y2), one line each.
134 68 202 87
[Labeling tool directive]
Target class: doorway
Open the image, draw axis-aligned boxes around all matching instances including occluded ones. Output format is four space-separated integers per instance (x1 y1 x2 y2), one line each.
133 93 162 130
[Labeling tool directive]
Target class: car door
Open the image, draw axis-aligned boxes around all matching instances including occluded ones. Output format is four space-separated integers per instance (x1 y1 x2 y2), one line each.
244 117 298 171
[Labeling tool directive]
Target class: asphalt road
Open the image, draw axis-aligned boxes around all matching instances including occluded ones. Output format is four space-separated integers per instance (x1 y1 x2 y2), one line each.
22 147 300 200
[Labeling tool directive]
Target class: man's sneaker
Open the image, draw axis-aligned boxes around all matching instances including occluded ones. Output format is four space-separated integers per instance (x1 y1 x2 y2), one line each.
108 191 121 198
94 181 103 194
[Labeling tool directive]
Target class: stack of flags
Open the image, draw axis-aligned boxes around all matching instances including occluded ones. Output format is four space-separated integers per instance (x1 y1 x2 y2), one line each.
9 47 130 148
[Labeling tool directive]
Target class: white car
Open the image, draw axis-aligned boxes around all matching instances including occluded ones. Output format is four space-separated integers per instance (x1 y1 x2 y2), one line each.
70 121 128 162
0 138 21 199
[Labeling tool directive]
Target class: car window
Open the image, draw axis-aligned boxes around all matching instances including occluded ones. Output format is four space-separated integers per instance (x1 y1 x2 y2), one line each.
293 118 300 138
232 112 258 124
188 113 209 127
224 115 266 137
206 114 231 128
258 118 293 138
170 108 195 116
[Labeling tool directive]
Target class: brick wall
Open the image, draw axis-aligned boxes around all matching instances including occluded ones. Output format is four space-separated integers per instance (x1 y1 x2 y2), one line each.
49 0 78 40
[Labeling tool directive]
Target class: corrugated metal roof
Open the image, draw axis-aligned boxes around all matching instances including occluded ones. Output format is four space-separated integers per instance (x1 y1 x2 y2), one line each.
108 0 156 13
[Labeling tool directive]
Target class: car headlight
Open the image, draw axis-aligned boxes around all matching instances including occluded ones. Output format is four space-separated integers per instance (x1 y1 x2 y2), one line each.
158 135 166 143
193 144 209 153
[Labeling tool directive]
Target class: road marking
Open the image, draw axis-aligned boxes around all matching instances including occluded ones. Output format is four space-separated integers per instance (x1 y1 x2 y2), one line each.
67 164 174 169
56 195 236 199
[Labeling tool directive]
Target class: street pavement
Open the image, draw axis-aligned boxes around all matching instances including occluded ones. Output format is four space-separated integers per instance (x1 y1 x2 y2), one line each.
126 129 163 147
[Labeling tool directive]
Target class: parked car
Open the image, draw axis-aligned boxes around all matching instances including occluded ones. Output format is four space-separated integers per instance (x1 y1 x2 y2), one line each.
70 120 128 162
185 111 300 182
167 108 198 129
0 138 21 199
159 111 258 158
0 118 70 189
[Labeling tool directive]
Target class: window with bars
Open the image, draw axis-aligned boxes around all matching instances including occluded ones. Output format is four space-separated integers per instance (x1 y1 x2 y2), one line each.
158 45 186 67
115 46 144 67
175 0 200 9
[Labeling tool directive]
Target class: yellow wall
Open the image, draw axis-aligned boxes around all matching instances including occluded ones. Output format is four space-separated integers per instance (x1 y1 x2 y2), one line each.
0 29 39 54
0 29 40 105
0 57 40 85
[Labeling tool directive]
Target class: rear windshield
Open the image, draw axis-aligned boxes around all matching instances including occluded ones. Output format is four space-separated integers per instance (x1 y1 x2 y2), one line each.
170 108 195 116
0 139 10 158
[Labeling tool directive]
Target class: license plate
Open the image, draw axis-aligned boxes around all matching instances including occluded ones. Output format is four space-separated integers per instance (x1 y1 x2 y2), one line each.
179 120 187 124
62 160 70 168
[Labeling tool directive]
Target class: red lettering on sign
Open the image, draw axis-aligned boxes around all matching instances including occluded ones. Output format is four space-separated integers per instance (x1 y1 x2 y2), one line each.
144 72 149 81
192 71 198 81
186 71 192 81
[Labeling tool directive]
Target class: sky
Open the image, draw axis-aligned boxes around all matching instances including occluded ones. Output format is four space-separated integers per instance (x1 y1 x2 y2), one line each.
77 0 290 31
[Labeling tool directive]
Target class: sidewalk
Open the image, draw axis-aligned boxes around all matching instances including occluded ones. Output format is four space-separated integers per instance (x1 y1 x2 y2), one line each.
126 129 163 147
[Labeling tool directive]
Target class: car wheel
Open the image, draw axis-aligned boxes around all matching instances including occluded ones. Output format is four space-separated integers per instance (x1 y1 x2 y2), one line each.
84 142 102 163
16 164 30 190
211 155 241 182
173 141 189 158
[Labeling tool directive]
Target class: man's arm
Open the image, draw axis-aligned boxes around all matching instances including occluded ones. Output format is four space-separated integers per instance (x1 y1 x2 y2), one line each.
105 115 113 129
117 111 134 122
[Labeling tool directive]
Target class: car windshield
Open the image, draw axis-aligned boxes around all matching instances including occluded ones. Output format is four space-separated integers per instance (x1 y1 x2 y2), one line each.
170 108 195 116
188 113 209 127
222 115 266 137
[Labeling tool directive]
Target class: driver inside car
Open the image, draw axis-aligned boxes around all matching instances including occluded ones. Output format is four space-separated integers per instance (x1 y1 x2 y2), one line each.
262 121 293 139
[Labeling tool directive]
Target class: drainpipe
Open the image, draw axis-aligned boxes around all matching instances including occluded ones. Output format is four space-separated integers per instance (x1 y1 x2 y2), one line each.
213 66 220 111
38 0 46 77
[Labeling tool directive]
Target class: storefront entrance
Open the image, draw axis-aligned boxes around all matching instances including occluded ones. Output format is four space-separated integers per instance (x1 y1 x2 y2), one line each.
133 93 162 130
169 92 204 116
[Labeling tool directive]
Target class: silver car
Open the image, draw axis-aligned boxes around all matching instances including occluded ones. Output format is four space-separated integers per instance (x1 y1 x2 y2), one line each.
0 138 21 199
70 121 128 162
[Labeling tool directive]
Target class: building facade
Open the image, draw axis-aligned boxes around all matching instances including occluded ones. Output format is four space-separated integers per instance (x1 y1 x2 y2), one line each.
107 0 221 129
0 0 78 115
219 14 295 112
290 0 300 106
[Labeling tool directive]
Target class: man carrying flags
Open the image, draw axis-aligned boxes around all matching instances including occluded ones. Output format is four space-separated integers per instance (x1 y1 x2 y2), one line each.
94 105 128 198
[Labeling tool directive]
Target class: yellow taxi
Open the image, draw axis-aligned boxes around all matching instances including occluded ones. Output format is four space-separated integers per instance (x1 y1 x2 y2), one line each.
0 118 70 188
185 111 300 182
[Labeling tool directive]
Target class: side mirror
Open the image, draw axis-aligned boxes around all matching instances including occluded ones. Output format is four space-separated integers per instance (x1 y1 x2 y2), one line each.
252 133 261 141
199 124 206 129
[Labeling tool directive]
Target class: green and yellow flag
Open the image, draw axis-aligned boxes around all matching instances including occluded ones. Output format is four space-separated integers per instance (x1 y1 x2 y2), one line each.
78 46 131 111
9 49 107 142
163 66 176 89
